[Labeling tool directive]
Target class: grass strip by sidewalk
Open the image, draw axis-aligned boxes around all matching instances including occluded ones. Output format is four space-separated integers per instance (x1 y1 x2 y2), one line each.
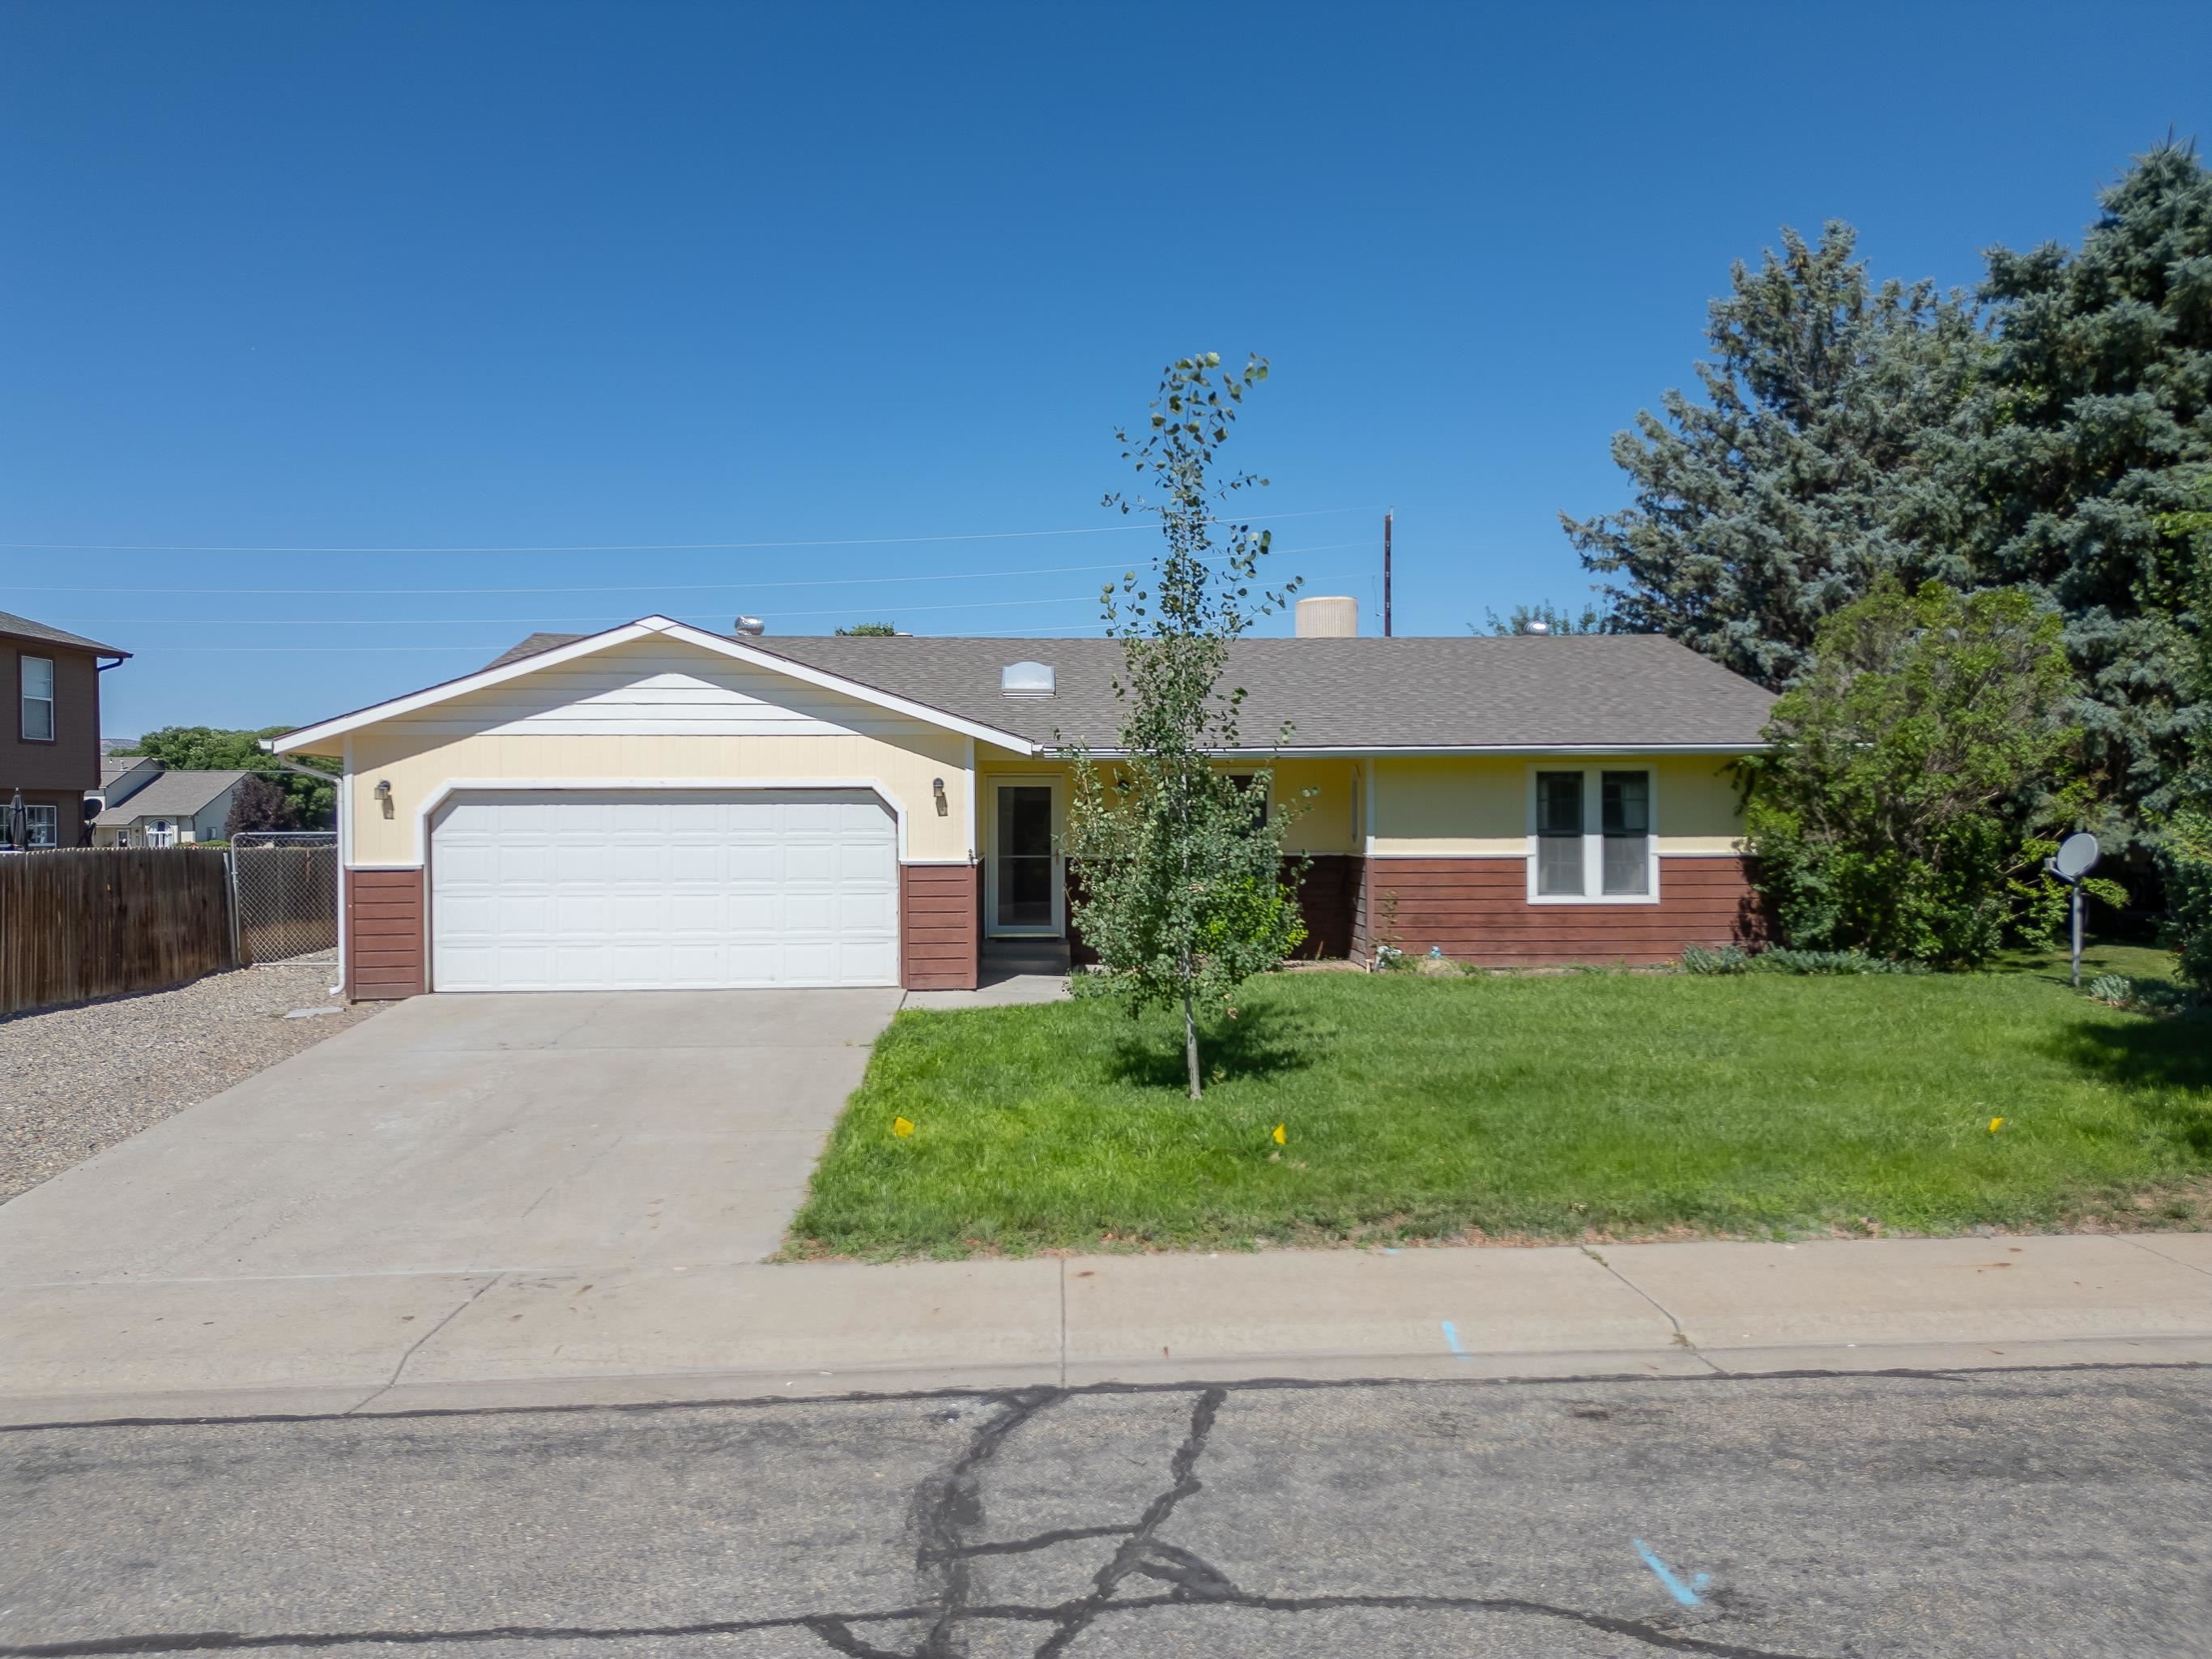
788 949 2211 1259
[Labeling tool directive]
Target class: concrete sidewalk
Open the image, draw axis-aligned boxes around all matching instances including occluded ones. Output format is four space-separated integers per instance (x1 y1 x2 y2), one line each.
5 1231 2210 1423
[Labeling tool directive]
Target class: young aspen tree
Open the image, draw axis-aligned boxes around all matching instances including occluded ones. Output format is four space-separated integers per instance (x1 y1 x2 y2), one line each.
1060 353 1308 1099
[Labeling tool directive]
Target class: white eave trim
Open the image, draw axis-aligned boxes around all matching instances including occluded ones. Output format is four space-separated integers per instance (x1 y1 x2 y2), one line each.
264 616 1042 755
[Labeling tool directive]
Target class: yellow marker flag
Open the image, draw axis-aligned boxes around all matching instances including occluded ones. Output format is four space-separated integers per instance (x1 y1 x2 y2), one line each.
893 1116 915 1138
1988 1117 2004 1133
1271 1123 1286 1145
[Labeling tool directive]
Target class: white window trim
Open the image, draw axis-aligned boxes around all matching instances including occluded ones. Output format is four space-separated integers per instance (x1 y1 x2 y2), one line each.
1524 763 1660 905
983 773 1063 938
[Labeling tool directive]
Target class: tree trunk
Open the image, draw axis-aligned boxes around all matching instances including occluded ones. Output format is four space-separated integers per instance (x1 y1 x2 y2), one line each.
1183 984 1202 1100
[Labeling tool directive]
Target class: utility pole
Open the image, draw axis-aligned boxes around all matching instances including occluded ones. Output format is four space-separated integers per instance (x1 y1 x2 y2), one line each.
1383 510 1393 638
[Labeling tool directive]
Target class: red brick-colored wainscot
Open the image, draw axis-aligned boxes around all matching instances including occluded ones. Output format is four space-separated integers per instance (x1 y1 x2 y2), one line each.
1065 855 1360 966
901 862 979 990
344 866 425 1000
1358 855 1763 967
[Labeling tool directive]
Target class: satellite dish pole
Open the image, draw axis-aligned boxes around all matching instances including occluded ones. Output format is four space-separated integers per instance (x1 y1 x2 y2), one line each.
2045 833 2101 987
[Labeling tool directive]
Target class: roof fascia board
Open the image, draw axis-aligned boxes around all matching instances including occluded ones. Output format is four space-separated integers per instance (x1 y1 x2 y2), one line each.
267 616 1040 755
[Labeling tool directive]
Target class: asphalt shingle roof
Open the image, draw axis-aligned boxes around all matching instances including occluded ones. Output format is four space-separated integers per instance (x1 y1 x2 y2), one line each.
484 629 1776 750
93 770 249 825
0 609 129 658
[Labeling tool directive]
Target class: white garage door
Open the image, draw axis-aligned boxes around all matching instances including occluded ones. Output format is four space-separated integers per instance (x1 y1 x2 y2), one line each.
429 789 898 992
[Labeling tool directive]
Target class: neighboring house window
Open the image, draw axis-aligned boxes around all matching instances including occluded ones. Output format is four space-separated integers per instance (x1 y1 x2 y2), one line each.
1529 766 1657 902
3 804 58 848
21 655 54 742
147 820 177 847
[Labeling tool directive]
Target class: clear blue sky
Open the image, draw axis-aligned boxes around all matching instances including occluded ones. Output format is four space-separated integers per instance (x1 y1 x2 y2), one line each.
3 1 2207 736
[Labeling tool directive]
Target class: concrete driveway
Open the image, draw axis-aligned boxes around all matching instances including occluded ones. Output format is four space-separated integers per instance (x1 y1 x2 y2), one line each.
0 987 901 1285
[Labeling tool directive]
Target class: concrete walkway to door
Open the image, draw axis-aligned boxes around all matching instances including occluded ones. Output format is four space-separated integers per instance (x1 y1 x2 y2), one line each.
0 988 900 1286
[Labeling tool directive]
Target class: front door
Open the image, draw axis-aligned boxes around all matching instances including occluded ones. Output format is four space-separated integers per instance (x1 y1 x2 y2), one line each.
987 780 1062 936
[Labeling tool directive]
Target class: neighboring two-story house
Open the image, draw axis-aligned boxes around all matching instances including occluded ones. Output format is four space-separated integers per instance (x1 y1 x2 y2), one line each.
2 611 130 850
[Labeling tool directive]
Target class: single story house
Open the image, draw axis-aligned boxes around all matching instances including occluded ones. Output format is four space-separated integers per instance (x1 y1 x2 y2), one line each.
91 769 250 848
268 605 1777 1000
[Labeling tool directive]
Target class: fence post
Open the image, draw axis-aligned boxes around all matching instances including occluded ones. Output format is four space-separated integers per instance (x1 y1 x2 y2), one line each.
224 848 242 970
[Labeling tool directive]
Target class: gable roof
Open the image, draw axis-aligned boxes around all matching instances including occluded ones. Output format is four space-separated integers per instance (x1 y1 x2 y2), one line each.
0 609 129 658
93 770 248 825
269 616 1043 755
477 629 1778 752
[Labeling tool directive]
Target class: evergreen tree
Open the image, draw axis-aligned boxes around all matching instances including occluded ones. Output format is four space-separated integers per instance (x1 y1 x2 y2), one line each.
1945 143 2212 823
1562 223 1982 688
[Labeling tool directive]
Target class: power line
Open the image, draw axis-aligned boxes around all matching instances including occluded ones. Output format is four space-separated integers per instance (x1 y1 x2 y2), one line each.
0 542 1367 598
0 505 1385 555
125 625 1121 653
68 595 1106 626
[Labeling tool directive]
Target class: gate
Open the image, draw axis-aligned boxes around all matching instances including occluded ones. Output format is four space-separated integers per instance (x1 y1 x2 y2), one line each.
230 830 339 966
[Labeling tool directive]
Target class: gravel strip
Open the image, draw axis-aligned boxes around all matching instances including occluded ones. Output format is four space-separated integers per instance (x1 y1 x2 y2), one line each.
0 964 383 1202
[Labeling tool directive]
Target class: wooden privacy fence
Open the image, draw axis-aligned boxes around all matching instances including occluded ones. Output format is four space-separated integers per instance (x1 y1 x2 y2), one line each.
0 849 234 1017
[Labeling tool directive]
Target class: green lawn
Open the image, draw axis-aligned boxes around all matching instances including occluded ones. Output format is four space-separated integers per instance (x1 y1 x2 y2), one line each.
786 953 2212 1259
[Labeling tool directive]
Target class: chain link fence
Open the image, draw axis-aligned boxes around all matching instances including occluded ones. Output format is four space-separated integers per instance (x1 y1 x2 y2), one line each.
230 831 339 966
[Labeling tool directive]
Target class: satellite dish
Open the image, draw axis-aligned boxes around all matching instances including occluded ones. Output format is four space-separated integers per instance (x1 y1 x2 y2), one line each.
2052 832 2100 882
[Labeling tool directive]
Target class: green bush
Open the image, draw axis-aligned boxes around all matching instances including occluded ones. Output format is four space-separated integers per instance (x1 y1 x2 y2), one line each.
1742 582 2093 967
1755 948 1931 976
2158 806 2212 995
1681 945 1750 975
1679 945 1929 976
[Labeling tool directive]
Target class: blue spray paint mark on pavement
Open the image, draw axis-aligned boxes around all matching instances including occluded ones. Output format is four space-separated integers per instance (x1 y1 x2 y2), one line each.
1440 1320 1468 1358
1633 1539 1703 1606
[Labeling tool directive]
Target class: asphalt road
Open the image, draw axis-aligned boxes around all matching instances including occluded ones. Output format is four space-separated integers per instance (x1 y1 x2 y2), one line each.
4 1365 2210 1659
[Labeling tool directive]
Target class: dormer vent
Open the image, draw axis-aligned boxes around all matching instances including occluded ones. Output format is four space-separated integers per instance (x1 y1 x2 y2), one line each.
1000 660 1055 697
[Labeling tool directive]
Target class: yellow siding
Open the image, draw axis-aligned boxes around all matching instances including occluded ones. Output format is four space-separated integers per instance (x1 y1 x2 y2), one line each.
1653 755 1750 853
969 750 1362 856
1371 756 1525 854
349 727 974 864
1370 753 1749 855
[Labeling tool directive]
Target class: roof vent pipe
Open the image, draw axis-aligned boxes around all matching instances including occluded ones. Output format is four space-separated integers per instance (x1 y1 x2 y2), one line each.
1294 595 1358 638
733 616 765 636
1523 620 1550 636
1001 661 1055 697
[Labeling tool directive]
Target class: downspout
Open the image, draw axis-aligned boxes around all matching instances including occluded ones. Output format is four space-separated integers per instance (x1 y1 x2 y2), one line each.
334 740 352 998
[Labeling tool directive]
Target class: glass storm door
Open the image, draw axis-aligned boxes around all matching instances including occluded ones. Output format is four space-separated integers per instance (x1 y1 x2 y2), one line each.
989 782 1061 935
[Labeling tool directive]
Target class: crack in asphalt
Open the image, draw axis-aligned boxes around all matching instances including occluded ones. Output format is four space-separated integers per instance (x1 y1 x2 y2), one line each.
0 1380 1850 1659
1026 1387 1225 1658
923 1525 1133 1562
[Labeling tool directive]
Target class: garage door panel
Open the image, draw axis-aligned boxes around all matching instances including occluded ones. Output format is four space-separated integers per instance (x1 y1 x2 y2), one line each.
431 788 900 991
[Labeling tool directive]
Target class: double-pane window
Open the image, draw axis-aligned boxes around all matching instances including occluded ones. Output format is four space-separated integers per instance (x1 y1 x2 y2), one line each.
21 655 53 742
1532 767 1655 899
